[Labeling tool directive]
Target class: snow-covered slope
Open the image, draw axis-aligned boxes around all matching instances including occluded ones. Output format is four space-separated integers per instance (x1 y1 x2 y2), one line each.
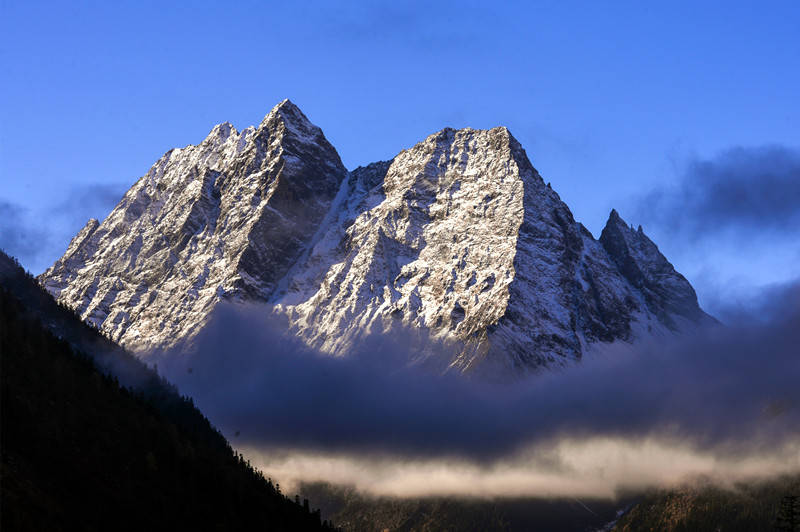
40 100 347 351
40 100 711 371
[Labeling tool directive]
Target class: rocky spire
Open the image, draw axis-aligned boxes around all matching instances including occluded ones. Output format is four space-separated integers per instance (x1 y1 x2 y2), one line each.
600 209 707 328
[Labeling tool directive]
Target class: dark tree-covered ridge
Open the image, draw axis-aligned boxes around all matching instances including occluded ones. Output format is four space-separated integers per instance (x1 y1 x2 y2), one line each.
0 250 340 531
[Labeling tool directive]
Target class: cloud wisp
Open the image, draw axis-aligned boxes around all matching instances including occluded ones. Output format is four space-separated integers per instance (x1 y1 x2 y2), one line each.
636 145 800 241
1 182 128 274
152 280 800 497
52 182 129 228
243 438 800 499
0 200 49 268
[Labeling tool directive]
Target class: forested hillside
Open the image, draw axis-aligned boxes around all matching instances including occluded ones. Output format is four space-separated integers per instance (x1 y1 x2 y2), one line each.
300 482 630 532
613 477 800 532
0 251 338 531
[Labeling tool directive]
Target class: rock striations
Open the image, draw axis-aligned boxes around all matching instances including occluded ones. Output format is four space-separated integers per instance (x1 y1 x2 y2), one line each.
41 100 347 352
40 100 711 371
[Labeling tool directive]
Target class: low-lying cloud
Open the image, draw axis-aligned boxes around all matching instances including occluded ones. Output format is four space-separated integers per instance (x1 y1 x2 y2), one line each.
152 280 800 496
244 438 800 499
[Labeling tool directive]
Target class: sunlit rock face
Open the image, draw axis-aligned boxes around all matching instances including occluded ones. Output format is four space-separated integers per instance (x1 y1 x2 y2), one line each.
41 100 710 371
40 100 347 352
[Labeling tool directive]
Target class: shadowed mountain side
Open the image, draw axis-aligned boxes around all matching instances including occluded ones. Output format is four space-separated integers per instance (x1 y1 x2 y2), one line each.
600 209 710 329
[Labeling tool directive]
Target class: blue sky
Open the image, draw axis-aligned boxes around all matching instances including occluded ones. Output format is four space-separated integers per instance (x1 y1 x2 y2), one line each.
2 1 799 312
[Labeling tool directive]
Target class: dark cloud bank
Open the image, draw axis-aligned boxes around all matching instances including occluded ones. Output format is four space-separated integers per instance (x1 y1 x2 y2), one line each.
637 145 800 240
154 281 800 471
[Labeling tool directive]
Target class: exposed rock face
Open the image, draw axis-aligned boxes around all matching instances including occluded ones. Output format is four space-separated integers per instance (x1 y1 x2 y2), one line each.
40 100 711 370
40 100 347 351
599 210 706 329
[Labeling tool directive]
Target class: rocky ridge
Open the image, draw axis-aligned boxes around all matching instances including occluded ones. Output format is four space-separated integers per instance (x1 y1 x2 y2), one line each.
41 100 347 352
40 100 711 371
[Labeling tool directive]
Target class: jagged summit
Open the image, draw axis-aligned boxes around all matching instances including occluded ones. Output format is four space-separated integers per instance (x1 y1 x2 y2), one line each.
40 100 712 370
264 98 305 122
200 99 323 152
605 208 643 234
208 121 236 137
41 100 348 352
258 99 324 142
600 208 706 328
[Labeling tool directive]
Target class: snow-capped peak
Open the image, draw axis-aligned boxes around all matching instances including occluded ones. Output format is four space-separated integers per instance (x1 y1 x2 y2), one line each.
39 100 712 371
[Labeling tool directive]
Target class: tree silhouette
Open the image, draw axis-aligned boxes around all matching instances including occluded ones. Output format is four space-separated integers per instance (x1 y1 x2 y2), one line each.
776 495 800 531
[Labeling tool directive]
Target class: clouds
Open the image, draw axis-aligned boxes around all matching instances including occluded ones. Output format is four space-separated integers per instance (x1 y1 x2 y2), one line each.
151 279 800 495
315 1 496 51
0 200 48 268
628 144 800 313
243 438 800 499
0 181 127 273
53 182 128 228
637 145 800 240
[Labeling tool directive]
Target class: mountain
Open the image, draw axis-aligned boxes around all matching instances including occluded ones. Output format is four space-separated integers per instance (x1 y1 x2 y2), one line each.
298 476 800 532
40 100 711 371
612 476 800 531
1 250 338 531
300 481 633 532
40 100 347 353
